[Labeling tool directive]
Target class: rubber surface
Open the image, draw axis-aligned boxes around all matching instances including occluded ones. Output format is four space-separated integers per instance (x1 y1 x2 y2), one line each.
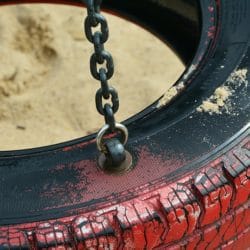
0 132 249 249
0 0 249 249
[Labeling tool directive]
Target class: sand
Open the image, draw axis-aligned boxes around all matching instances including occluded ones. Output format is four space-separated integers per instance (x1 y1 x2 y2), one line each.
0 4 184 150
197 68 248 115
197 86 232 114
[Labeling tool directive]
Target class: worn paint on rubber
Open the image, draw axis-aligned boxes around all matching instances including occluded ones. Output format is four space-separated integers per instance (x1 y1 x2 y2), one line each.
0 136 249 249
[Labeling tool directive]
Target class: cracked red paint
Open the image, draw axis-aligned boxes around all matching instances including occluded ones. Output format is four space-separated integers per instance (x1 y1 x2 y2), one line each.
0 136 249 249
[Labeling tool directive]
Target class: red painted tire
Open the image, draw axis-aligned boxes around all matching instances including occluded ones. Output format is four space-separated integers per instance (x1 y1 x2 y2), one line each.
0 0 249 249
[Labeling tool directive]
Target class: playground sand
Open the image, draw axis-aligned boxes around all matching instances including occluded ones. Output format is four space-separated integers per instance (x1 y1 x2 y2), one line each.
0 4 184 150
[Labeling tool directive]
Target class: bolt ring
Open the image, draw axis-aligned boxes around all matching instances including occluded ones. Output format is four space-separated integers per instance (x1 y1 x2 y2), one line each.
96 123 128 152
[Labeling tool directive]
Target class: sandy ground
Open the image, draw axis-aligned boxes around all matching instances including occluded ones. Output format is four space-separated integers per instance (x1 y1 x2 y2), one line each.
0 4 184 150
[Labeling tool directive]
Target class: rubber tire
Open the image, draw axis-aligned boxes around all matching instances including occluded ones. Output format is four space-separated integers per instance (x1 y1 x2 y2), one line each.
0 0 249 249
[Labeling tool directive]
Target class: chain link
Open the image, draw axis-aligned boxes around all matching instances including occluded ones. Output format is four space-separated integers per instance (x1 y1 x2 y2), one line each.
84 0 128 154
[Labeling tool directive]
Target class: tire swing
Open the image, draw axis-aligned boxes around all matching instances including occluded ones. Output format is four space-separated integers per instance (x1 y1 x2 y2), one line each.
0 0 249 249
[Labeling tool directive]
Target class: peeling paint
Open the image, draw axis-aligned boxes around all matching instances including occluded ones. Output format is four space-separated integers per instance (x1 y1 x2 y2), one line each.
40 146 185 212
1 137 249 249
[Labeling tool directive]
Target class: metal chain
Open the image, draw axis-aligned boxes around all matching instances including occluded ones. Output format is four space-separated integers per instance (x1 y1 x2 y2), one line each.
84 0 129 156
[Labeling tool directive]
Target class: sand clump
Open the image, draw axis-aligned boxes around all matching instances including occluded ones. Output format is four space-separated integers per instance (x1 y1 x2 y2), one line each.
0 4 184 150
197 68 248 115
197 86 232 114
227 68 248 87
